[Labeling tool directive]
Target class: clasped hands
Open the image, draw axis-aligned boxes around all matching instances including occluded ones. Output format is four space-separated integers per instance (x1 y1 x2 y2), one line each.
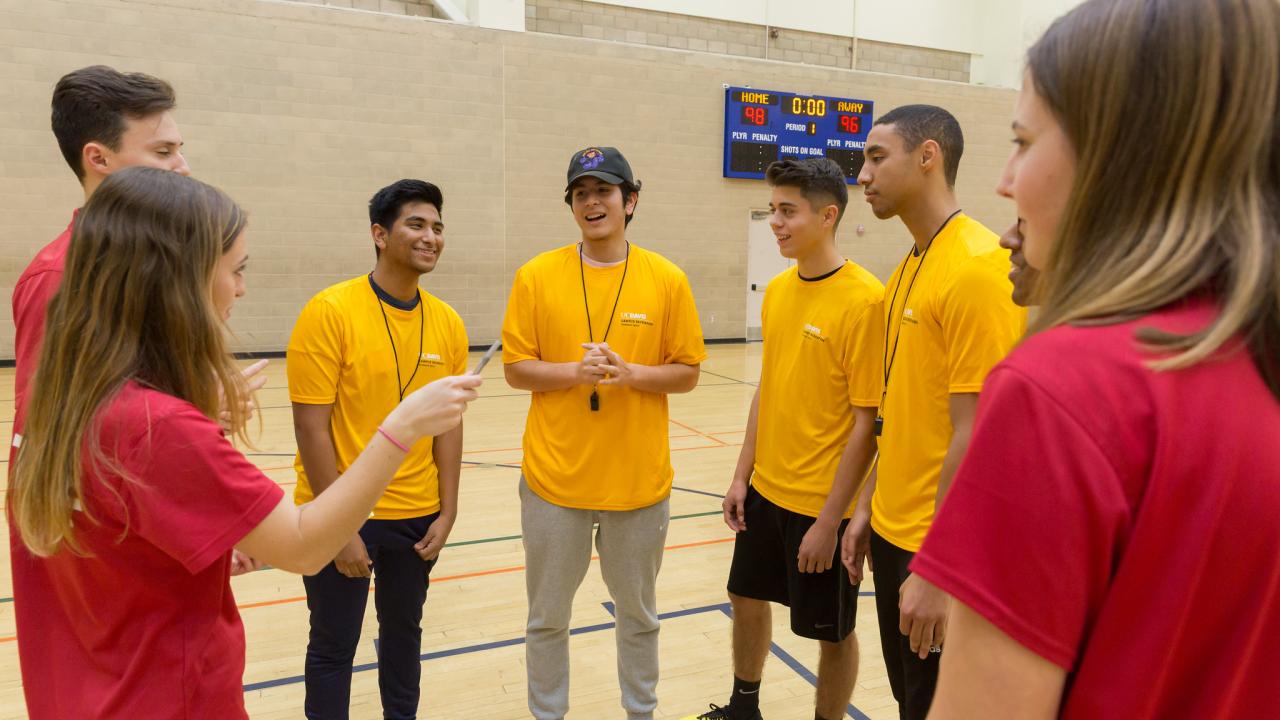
576 342 635 387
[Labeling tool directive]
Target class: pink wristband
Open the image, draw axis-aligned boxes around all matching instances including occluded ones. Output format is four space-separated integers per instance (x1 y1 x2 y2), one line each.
377 425 410 453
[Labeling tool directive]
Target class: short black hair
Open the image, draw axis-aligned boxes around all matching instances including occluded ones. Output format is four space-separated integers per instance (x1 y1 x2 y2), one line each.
51 65 177 181
873 104 965 187
564 180 642 226
765 158 849 227
368 179 444 257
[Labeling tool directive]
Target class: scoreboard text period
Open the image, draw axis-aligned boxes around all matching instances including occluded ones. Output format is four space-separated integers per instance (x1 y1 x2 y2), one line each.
723 86 873 184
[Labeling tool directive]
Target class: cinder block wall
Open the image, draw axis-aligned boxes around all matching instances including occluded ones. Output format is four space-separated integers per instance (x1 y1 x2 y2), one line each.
525 0 971 81
0 0 1014 356
289 0 446 18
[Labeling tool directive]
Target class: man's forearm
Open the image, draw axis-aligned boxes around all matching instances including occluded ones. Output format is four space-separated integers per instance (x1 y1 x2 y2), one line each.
732 387 762 483
432 420 463 519
296 426 341 496
816 411 878 527
936 426 971 510
853 462 878 515
505 360 580 393
626 362 700 394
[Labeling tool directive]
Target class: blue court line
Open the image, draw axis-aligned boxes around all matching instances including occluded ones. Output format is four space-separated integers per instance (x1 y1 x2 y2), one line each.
243 601 731 692
461 460 522 470
698 369 759 386
671 485 726 500
715 606 873 720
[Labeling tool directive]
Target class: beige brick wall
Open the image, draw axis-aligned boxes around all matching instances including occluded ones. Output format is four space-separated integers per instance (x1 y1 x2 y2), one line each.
769 27 854 69
527 0 767 59
857 39 971 83
285 0 446 18
0 0 1014 357
526 0 970 82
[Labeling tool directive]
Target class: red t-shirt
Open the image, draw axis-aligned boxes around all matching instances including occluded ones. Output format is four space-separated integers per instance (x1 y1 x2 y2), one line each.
11 382 284 719
11 212 75 435
913 297 1280 718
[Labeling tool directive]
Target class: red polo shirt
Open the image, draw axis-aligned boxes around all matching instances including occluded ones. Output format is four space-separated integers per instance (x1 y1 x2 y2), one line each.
12 211 76 434
11 383 283 719
913 297 1280 718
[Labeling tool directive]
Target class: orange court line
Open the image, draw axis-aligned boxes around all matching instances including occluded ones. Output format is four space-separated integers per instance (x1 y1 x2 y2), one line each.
668 418 728 447
461 446 525 455
0 537 740 645
672 442 742 453
234 535 734 613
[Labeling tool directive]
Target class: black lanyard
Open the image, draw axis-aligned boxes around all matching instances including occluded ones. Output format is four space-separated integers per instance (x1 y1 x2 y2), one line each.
875 209 962 436
370 273 424 402
579 241 630 411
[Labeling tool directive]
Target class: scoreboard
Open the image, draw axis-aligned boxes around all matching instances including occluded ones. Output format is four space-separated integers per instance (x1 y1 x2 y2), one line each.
723 86 874 184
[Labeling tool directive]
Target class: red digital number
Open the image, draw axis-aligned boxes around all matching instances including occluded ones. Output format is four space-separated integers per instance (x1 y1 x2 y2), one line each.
838 114 861 134
742 106 769 126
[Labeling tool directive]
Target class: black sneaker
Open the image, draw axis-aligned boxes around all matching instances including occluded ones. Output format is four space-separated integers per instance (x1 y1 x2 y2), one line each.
680 704 763 720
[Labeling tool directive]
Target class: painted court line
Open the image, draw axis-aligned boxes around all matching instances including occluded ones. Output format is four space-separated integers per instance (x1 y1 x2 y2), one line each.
0 510 729 613
245 600 878 720
243 601 725 692
714 606 873 720
234 536 736 612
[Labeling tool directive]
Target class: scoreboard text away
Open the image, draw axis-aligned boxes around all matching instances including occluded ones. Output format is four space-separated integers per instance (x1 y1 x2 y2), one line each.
723 86 874 184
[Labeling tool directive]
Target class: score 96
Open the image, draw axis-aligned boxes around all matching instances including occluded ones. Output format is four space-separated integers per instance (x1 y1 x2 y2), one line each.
741 106 769 126
836 114 862 135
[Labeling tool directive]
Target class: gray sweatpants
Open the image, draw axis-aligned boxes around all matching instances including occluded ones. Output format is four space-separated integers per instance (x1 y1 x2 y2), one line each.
520 477 670 720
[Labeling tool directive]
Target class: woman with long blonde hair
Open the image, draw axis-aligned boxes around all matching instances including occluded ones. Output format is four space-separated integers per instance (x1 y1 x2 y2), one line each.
9 166 482 720
905 0 1280 717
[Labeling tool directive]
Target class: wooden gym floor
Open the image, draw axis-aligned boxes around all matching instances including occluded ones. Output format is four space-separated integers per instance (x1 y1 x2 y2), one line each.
0 343 903 719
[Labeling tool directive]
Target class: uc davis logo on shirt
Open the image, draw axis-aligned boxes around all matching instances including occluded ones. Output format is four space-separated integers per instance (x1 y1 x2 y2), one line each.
620 311 653 327
419 352 444 367
802 323 827 342
902 307 919 325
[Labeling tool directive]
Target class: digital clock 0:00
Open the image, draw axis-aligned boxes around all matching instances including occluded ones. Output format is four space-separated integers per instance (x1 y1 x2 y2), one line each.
783 96 827 117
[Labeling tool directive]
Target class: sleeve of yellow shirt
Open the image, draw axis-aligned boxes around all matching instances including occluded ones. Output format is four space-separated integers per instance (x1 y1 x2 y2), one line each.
842 298 885 408
502 265 539 364
662 271 708 365
286 296 344 405
939 260 1025 393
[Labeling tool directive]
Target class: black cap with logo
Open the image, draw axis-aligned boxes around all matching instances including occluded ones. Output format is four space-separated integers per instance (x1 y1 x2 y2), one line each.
565 146 641 190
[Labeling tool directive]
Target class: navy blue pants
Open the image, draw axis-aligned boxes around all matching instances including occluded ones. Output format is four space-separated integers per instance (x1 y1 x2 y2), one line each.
302 513 439 720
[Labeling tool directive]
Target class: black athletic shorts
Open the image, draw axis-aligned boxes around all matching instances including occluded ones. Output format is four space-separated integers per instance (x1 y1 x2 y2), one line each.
726 484 858 642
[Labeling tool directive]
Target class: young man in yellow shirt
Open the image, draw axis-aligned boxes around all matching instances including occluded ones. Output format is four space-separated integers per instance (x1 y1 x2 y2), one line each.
287 180 469 720
842 105 1027 720
688 159 883 720
502 147 706 720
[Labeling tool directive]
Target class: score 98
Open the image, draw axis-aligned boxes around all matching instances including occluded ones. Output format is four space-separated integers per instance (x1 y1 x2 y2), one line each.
741 106 769 126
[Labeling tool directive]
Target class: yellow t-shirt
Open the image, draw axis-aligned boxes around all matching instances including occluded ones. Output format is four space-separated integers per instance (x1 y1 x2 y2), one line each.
287 275 469 519
752 262 885 518
502 244 707 510
871 214 1027 551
